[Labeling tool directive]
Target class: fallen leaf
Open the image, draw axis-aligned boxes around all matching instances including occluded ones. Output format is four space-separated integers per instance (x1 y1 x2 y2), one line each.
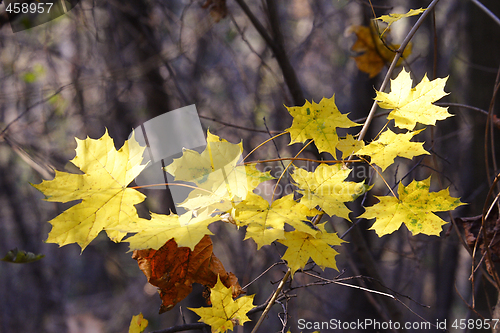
202 0 227 22
132 235 242 313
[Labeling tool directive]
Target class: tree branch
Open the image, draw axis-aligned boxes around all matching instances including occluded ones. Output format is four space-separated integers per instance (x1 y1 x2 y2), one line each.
234 0 305 105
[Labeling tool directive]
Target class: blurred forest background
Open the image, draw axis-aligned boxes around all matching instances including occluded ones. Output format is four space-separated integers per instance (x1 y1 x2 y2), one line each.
0 0 499 332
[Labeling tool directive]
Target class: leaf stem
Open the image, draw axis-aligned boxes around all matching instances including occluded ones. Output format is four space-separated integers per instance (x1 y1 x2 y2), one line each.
242 132 287 161
130 183 214 195
271 140 313 202
250 268 291 333
240 157 362 166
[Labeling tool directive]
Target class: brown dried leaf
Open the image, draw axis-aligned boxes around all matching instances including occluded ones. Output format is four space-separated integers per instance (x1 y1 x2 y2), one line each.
132 235 242 313
457 213 500 276
349 24 411 78
202 0 227 23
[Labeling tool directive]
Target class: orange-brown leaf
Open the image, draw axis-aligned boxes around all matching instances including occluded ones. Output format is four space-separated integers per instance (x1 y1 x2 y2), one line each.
132 235 242 313
202 0 227 22
349 24 411 78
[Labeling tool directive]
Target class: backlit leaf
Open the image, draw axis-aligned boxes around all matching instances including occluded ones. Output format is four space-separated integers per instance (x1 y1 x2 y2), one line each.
32 130 148 250
356 128 429 171
166 130 273 212
376 68 451 130
336 134 365 159
128 313 148 333
359 177 465 236
376 8 426 35
285 96 360 156
122 210 219 251
278 223 345 275
292 163 371 220
189 275 255 333
232 193 320 249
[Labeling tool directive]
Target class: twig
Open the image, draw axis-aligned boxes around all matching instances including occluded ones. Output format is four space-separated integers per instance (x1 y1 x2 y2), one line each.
234 0 305 105
250 268 291 333
0 84 72 137
242 262 283 290
199 114 281 134
471 0 500 28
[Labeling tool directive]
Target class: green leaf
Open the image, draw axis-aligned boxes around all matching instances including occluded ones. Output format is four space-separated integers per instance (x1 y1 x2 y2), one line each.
1 248 45 264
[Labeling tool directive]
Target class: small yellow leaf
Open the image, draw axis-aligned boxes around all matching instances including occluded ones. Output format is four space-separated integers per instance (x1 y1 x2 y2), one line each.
359 177 465 236
129 313 148 333
285 96 360 156
336 134 365 159
356 128 429 171
376 8 426 33
189 276 255 333
376 68 451 130
278 223 345 275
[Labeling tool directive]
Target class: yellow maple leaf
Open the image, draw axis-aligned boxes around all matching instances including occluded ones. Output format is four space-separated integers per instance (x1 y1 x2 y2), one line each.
359 177 465 236
349 24 412 78
336 134 365 159
376 8 426 36
166 130 273 212
232 193 320 249
278 223 345 275
285 96 360 156
121 210 219 251
32 130 148 250
128 313 148 333
291 164 371 220
189 276 255 333
376 68 451 130
356 128 429 171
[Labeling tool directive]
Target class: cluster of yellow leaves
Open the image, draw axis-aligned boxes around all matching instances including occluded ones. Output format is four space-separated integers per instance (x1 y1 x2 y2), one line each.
33 9 465 327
